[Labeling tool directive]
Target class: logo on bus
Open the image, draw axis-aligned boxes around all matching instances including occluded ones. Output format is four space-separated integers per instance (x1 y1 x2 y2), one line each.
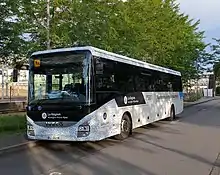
42 113 47 119
124 96 128 104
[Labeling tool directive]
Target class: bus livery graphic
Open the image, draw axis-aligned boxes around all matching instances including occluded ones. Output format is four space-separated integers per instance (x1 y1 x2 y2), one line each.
26 46 183 141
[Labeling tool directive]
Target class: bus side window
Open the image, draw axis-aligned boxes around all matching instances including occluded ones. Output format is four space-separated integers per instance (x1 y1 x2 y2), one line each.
95 57 116 91
153 73 162 92
95 57 119 105
163 73 173 92
135 75 146 92
167 82 173 92
126 76 135 92
114 62 135 93
171 75 182 92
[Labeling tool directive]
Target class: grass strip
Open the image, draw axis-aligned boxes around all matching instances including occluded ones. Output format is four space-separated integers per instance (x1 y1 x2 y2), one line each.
0 114 26 134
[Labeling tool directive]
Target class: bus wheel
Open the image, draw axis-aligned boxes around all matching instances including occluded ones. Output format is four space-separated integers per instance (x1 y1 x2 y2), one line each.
168 105 175 121
115 113 132 140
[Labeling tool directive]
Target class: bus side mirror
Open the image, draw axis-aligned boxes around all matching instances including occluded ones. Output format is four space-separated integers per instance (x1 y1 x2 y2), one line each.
12 69 18 82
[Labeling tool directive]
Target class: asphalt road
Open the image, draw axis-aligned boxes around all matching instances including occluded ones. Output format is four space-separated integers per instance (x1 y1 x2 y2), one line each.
1 99 220 175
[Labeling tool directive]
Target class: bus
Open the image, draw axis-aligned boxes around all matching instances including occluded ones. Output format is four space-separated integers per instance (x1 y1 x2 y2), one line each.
26 46 183 141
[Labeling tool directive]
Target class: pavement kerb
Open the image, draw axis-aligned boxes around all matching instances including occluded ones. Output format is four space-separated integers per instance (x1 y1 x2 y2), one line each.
184 98 216 108
0 97 217 153
0 141 36 154
208 152 220 175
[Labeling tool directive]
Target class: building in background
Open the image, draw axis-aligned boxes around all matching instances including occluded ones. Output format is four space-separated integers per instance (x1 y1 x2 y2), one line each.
0 69 28 99
184 72 214 97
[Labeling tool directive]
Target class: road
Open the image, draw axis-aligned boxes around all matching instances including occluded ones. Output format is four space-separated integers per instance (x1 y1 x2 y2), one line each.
0 99 220 175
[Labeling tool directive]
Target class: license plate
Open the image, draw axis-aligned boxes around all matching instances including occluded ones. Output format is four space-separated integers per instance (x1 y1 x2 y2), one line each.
52 136 59 139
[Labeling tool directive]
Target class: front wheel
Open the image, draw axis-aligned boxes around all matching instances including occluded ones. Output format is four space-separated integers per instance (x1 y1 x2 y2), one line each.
114 113 132 140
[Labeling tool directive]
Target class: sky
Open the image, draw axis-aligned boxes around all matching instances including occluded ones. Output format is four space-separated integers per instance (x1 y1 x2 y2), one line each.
177 0 220 45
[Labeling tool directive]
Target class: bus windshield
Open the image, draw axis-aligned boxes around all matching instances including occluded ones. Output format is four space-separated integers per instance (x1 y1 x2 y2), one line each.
28 51 92 105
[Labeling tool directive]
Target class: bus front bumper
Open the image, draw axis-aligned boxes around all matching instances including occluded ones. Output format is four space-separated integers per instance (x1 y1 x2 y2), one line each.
26 127 97 142
26 121 104 142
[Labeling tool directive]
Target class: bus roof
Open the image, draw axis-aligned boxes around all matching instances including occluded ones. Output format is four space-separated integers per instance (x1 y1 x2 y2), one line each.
31 46 181 76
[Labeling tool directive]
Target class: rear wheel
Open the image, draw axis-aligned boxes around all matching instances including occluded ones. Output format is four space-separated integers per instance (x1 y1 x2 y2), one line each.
168 105 175 121
115 113 132 140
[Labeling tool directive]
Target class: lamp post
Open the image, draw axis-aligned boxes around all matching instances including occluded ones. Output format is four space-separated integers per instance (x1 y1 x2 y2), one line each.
1 65 4 100
196 59 199 99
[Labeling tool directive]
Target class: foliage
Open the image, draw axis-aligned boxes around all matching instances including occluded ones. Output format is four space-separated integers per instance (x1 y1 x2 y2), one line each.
0 0 15 64
1 0 208 83
214 62 220 78
184 91 203 102
0 0 29 66
201 39 220 75
215 86 220 96
210 39 220 83
212 38 220 57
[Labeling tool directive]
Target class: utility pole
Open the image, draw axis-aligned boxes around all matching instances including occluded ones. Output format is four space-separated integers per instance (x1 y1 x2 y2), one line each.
5 66 8 97
196 59 199 99
46 0 50 50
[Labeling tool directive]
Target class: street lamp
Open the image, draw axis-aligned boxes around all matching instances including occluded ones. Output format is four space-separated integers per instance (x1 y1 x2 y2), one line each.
196 59 199 99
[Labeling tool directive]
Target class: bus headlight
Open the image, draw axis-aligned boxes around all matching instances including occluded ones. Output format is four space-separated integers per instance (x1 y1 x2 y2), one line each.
27 124 35 136
27 125 34 130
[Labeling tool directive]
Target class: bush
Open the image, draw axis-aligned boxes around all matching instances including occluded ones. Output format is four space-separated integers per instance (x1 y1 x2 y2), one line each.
184 92 203 102
216 86 220 96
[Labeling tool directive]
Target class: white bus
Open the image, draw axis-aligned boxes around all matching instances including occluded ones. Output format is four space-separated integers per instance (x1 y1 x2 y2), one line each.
26 46 183 141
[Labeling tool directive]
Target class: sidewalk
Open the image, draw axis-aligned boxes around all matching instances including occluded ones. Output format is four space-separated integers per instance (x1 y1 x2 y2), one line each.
0 97 26 103
0 96 218 151
183 97 217 108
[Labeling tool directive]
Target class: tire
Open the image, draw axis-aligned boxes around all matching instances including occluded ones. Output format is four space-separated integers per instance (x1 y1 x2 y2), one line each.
168 105 175 121
114 113 132 140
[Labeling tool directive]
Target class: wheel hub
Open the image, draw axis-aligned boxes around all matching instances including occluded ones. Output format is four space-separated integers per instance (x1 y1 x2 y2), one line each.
121 120 129 133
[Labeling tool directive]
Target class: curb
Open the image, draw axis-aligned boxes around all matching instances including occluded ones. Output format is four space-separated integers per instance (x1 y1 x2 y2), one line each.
0 140 36 155
184 98 216 108
209 153 220 175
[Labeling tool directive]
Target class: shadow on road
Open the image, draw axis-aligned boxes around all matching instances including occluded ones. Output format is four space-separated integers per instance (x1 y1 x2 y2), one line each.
33 138 159 175
1 100 220 175
141 123 182 135
132 136 215 167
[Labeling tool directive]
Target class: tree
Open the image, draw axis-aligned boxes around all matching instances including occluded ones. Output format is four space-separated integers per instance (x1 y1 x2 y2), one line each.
16 0 206 84
212 38 220 56
212 39 220 83
0 0 31 67
0 0 14 64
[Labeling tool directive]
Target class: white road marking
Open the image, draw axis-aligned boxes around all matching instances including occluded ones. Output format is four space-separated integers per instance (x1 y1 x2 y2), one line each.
49 172 62 175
